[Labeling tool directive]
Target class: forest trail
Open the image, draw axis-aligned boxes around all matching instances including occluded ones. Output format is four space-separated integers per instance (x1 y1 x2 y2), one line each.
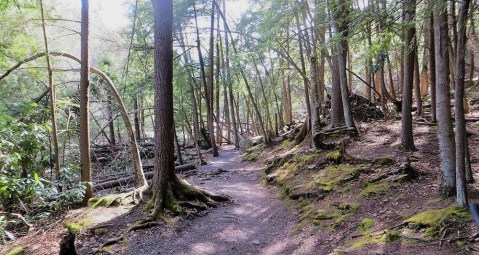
124 146 316 255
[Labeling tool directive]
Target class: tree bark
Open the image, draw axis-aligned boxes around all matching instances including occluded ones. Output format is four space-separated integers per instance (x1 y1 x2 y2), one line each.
454 0 471 206
207 1 219 156
222 0 239 148
400 0 416 150
434 1 456 197
428 2 437 122
151 0 175 216
332 0 357 134
80 0 92 204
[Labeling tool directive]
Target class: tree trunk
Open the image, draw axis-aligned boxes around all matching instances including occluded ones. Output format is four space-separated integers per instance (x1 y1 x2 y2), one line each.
332 0 357 134
107 95 116 147
207 1 219 156
80 0 92 204
414 53 423 116
331 55 344 127
454 0 471 206
434 1 456 197
428 3 437 123
295 11 312 123
134 95 141 141
222 0 239 148
400 0 416 150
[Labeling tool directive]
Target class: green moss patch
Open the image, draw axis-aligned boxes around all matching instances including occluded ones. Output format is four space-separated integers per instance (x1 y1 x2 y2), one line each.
242 143 267 162
360 182 389 197
404 205 470 237
94 227 108 236
309 164 364 192
88 194 125 209
357 218 375 234
326 151 342 163
306 202 358 230
64 218 92 235
348 229 400 248
2 247 25 255
373 157 395 166
242 152 259 162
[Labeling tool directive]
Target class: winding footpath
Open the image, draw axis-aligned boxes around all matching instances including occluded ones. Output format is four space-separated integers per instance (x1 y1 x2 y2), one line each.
124 146 319 255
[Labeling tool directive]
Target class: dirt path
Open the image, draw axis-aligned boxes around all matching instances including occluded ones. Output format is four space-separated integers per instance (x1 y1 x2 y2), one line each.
124 146 316 255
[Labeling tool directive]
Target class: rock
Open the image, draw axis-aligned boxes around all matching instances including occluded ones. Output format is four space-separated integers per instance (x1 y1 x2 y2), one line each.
239 139 254 150
266 173 278 182
251 239 262 245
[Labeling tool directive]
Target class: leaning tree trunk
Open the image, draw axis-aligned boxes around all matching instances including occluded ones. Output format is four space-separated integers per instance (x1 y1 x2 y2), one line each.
80 0 92 204
0 52 148 189
40 0 61 180
434 1 456 197
454 0 471 206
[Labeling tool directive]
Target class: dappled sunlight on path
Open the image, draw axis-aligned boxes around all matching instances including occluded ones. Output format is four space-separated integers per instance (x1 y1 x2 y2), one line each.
124 146 316 255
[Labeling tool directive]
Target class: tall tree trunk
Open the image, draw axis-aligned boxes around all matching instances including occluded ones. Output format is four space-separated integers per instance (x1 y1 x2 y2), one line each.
454 0 471 206
80 0 92 204
400 0 416 150
332 0 357 134
216 6 268 143
434 1 456 197
414 53 423 116
174 126 184 166
40 0 60 180
134 95 141 141
207 1 219 156
386 56 397 99
177 29 205 164
107 95 116 147
151 0 175 216
222 0 239 148
193 4 210 148
331 54 344 127
428 3 437 123
295 11 312 123
215 18 222 146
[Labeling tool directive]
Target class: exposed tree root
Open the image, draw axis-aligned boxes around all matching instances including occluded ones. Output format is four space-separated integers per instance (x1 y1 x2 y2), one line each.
149 175 230 219
128 218 161 232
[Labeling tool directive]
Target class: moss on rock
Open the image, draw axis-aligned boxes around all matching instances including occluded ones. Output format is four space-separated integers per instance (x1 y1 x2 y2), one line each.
310 164 364 191
404 205 470 238
348 229 400 248
64 218 92 235
88 194 125 209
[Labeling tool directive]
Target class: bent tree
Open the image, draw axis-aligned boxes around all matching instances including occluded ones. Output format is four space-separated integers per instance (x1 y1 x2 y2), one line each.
150 0 227 218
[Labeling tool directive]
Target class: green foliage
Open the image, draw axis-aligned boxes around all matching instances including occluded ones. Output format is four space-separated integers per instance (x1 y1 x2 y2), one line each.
0 106 84 213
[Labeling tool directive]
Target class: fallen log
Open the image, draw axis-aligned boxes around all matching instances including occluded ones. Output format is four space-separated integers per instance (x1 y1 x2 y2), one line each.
93 163 196 191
